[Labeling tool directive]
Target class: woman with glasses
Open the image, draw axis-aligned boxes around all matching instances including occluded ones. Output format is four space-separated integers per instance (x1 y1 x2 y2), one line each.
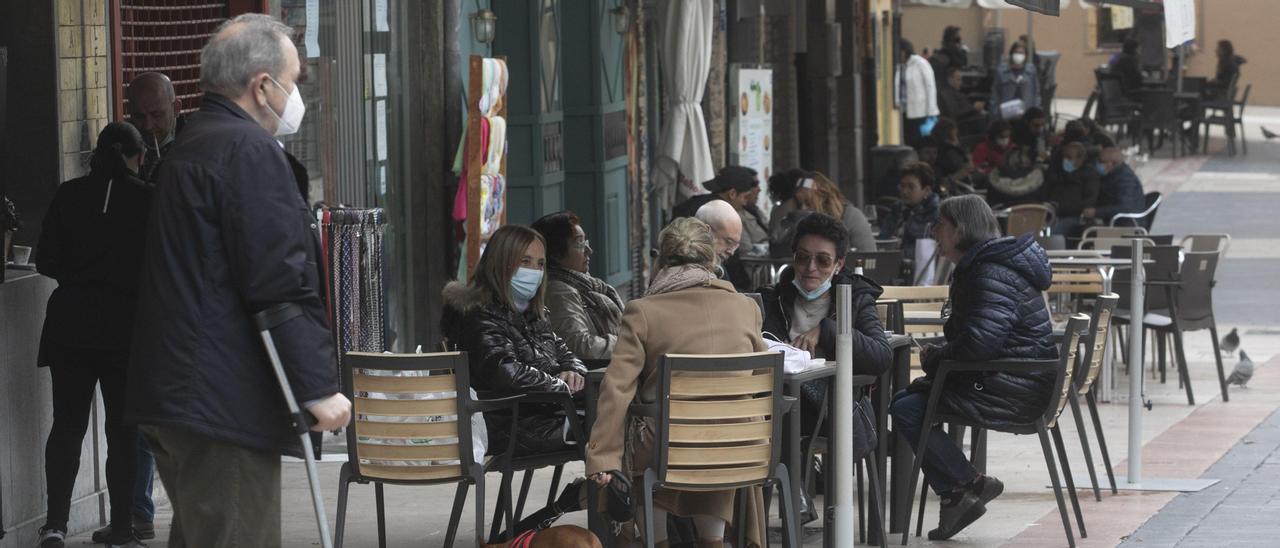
441 224 587 456
532 210 624 362
758 213 891 426
889 195 1056 540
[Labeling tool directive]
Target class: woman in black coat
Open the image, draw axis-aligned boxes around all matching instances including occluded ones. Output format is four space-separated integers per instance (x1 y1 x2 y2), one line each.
890 195 1056 541
36 122 151 546
758 213 891 435
442 224 588 457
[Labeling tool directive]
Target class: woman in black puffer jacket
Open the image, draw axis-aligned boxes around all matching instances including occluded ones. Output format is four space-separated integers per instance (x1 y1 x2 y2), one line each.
891 195 1056 541
442 225 587 457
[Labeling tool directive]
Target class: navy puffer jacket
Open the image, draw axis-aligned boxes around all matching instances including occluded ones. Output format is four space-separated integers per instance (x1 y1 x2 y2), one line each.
924 234 1057 429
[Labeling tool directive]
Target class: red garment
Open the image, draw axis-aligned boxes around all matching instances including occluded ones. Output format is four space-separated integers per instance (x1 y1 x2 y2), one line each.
973 138 1016 175
509 529 537 548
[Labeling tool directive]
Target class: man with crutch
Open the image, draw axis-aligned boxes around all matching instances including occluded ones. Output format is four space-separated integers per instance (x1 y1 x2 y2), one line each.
126 14 350 547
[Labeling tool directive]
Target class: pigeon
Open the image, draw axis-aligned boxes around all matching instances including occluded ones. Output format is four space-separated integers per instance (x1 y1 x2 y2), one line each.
1219 327 1240 355
1263 126 1279 140
1226 350 1254 388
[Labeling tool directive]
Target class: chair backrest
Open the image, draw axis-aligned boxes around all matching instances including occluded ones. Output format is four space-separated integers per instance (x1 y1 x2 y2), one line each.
1111 244 1181 311
875 237 902 251
1048 269 1104 295
880 285 950 336
1181 233 1230 258
1075 294 1119 395
742 292 765 315
1146 234 1175 246
1175 251 1220 325
654 352 784 490
1004 203 1054 238
1235 84 1251 119
1078 226 1146 250
1110 192 1162 230
1045 314 1089 428
342 351 477 483
1081 90 1099 120
876 299 906 334
847 250 904 286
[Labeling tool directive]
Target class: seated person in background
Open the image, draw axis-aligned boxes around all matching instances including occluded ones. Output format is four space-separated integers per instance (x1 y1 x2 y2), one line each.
442 224 587 456
1083 146 1145 226
937 26 969 72
694 199 751 291
766 168 808 255
670 165 757 220
972 120 1015 175
794 172 878 252
1207 39 1246 102
891 195 1057 541
1044 142 1100 236
879 162 941 250
986 145 1046 207
1110 39 1145 101
738 184 771 256
758 213 891 429
938 67 986 135
532 211 625 362
931 117 977 193
587 217 769 548
1011 107 1050 161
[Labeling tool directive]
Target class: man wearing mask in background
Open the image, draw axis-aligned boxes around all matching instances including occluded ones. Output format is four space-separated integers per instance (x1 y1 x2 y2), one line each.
126 72 184 182
127 14 350 546
1083 147 1145 226
1045 142 1100 237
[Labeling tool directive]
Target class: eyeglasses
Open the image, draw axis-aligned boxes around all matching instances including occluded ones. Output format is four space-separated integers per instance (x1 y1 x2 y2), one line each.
571 239 591 251
793 252 836 269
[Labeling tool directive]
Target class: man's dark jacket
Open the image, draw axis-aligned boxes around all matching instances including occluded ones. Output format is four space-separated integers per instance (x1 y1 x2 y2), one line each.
1096 163 1145 222
759 267 891 433
127 94 337 458
923 235 1057 429
1044 164 1100 218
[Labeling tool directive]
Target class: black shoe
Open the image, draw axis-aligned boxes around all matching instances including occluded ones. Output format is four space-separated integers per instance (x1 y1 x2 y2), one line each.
971 475 1004 505
38 526 67 548
927 492 986 541
92 519 156 543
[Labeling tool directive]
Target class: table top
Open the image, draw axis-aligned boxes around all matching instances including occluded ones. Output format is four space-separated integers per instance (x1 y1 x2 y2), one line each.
1046 249 1109 258
738 256 791 265
1049 257 1151 267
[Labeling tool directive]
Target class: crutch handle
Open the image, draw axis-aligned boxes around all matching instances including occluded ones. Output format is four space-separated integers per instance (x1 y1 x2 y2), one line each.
253 302 304 332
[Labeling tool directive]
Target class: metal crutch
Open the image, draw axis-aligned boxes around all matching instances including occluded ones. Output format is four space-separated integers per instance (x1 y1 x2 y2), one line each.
254 303 334 548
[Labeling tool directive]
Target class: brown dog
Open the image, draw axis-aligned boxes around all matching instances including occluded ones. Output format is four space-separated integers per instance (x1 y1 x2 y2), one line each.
485 525 602 548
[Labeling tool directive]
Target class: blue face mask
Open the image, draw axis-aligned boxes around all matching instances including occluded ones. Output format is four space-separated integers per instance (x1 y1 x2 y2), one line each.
1063 159 1078 173
1095 162 1108 176
792 278 832 301
510 267 544 309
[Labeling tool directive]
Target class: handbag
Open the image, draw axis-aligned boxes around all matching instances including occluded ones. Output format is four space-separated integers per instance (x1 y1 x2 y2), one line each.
852 395 878 461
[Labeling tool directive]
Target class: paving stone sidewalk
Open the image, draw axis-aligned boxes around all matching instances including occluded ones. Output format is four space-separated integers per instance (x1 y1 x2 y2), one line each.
1120 408 1280 547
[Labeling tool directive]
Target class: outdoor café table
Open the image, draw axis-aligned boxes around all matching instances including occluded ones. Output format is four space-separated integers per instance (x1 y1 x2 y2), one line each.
1046 249 1111 258
739 255 793 286
1049 256 1150 402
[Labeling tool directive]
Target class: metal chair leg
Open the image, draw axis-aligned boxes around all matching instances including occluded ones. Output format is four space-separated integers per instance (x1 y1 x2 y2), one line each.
489 471 513 542
1052 426 1087 538
857 459 866 544
776 464 800 548
547 464 564 507
443 481 469 548
643 469 658 548
1157 333 1168 384
915 473 929 537
1037 423 1076 547
1209 325 1230 402
864 455 890 548
474 473 487 547
900 389 943 546
1086 391 1118 494
374 482 387 548
334 463 352 548
1171 328 1195 405
513 469 534 523
1069 392 1102 501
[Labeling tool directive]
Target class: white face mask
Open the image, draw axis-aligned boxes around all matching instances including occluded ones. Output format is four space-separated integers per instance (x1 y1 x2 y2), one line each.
267 76 305 137
1011 53 1027 66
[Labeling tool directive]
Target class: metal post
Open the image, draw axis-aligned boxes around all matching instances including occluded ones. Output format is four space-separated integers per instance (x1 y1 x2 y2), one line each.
1127 239 1145 484
834 284 855 546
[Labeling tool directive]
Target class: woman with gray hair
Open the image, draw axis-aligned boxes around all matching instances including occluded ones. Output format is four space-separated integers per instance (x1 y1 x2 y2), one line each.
587 217 770 547
890 194 1056 541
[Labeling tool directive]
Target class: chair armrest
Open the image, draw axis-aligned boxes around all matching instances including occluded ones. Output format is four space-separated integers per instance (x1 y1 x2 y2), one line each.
935 358 1059 375
467 394 524 414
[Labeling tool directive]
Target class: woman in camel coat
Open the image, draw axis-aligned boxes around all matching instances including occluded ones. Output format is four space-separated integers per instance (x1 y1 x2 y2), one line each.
586 217 768 547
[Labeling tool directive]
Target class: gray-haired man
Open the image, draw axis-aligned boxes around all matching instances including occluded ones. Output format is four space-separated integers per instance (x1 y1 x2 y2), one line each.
127 14 350 546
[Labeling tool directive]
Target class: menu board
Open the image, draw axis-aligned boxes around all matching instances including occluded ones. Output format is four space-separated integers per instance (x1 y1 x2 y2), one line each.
730 66 774 213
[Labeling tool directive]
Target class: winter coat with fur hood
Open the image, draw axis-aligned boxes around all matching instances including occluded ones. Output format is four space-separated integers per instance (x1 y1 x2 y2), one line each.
441 281 587 456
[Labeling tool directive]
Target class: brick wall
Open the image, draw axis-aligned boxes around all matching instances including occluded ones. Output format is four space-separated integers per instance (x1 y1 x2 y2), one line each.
57 0 111 181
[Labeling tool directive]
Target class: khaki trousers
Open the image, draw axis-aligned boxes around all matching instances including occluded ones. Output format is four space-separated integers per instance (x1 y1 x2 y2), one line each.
141 425 281 547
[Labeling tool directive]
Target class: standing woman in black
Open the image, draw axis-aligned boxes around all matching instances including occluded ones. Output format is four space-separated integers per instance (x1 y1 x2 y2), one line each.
35 122 151 547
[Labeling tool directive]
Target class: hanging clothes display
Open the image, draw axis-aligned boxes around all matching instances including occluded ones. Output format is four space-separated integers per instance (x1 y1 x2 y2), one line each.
317 206 388 370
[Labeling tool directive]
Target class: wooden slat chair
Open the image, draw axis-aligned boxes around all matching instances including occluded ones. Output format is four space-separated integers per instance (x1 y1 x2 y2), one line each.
880 286 950 374
1066 294 1120 501
631 352 799 548
336 351 521 548
1004 203 1056 238
899 315 1090 547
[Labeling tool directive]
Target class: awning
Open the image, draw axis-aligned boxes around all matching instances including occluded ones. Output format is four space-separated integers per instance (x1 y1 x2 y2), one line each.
1083 0 1162 8
977 0 1069 15
904 0 975 7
